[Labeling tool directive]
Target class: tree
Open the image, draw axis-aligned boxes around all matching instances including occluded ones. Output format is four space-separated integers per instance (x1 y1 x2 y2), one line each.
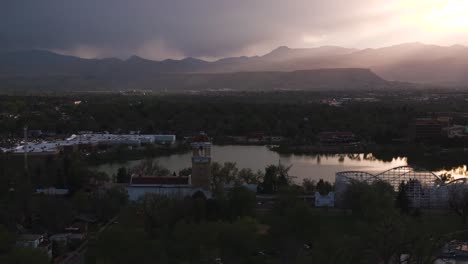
217 217 259 262
277 163 293 188
364 215 407 264
302 179 316 194
211 162 239 185
260 164 292 194
139 194 184 238
404 232 445 264
0 247 49 264
211 162 239 194
178 167 192 177
226 185 256 219
169 217 259 263
316 179 333 195
268 187 319 263
89 226 167 264
237 168 262 184
170 221 218 262
0 225 14 254
130 159 170 177
33 196 73 232
66 158 89 194
448 184 468 224
344 180 396 220
116 167 130 183
90 171 110 185
72 190 92 214
438 173 454 184
261 165 278 194
94 187 129 221
396 181 410 214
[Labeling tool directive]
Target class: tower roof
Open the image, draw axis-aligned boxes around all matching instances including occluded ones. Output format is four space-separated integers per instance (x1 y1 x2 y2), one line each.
192 133 210 143
131 176 189 185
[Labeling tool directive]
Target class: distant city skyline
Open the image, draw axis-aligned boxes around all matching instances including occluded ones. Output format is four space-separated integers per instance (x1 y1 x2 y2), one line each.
2 0 468 60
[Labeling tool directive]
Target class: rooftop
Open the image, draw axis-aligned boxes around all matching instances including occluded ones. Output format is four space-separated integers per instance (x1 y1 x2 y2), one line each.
3 133 176 154
131 176 190 185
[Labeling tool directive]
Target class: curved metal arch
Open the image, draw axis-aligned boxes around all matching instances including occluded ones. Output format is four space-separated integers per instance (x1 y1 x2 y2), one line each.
375 165 442 181
374 166 443 191
336 171 377 177
375 165 413 176
445 178 468 186
335 171 379 183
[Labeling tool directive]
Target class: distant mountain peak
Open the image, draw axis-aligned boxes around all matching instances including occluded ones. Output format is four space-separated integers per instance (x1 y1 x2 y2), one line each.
181 57 206 63
267 46 291 54
4 49 73 58
275 45 291 51
450 44 467 49
387 42 438 49
262 45 356 61
126 55 147 62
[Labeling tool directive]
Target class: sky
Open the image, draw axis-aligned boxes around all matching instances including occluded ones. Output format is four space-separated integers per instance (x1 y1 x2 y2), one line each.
2 0 468 60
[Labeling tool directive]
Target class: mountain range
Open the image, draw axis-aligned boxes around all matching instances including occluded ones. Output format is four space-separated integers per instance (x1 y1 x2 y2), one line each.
1 42 468 91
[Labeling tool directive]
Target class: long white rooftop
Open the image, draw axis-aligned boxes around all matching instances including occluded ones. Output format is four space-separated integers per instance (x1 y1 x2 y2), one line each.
2 133 176 154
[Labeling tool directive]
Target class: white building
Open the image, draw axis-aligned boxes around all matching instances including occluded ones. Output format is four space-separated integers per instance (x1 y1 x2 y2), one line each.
126 176 212 201
315 192 335 207
3 133 177 155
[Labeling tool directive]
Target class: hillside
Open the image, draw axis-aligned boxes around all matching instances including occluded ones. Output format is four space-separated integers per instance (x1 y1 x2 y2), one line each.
0 68 388 92
1 43 468 91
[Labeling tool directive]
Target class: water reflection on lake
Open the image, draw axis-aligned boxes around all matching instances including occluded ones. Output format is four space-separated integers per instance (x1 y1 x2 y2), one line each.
95 145 409 183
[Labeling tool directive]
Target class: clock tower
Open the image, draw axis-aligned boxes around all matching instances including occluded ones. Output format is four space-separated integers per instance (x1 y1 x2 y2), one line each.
191 133 212 189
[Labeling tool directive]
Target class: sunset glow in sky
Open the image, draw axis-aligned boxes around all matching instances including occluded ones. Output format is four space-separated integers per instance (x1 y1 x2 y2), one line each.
399 0 468 31
2 0 468 59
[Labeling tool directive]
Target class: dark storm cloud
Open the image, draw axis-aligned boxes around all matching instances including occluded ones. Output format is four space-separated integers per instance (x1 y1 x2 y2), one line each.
0 0 441 59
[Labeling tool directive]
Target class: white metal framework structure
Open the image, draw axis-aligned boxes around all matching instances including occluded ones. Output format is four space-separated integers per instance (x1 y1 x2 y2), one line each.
335 166 463 209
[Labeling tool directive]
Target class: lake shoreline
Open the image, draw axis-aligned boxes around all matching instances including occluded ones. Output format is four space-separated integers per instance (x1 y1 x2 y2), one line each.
93 145 411 183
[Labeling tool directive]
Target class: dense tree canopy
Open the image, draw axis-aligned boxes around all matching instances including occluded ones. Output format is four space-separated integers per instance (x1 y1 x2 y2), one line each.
0 91 445 144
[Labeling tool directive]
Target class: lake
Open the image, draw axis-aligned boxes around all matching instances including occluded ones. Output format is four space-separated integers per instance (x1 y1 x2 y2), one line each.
95 145 409 183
